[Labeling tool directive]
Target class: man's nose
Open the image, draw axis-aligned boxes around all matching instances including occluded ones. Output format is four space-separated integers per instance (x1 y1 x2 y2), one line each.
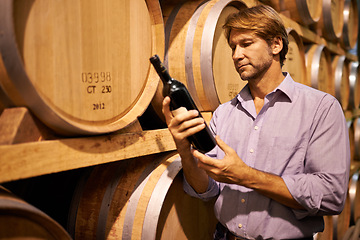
232 45 244 61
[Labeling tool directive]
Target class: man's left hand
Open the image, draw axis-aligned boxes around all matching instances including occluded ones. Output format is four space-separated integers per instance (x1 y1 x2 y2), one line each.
192 136 251 185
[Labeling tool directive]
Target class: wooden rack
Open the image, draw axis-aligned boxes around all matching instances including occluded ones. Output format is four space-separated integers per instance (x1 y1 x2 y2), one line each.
0 1 359 240
0 107 176 184
0 2 358 185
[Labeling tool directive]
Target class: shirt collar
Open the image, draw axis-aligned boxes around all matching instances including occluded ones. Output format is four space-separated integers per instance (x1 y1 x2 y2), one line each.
237 72 295 103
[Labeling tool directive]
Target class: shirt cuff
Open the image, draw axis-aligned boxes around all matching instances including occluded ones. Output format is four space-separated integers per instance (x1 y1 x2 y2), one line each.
183 173 219 201
282 175 322 219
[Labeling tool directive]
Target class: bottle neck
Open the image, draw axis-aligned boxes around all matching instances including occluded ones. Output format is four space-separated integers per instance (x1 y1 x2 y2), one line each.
149 55 173 85
160 69 173 85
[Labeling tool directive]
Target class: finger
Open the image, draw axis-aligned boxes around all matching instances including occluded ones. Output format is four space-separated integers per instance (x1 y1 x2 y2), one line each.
192 149 218 168
215 135 235 155
162 96 173 125
177 117 205 132
173 122 206 144
163 97 200 126
192 148 204 160
173 109 200 124
171 111 205 137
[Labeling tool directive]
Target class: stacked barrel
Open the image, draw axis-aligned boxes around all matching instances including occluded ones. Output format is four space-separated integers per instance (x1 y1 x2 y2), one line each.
0 0 359 239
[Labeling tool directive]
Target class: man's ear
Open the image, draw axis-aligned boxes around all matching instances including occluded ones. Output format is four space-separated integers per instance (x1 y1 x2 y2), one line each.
272 36 283 55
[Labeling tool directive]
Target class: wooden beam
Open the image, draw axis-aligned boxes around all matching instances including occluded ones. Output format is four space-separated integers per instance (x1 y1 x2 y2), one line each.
0 128 176 183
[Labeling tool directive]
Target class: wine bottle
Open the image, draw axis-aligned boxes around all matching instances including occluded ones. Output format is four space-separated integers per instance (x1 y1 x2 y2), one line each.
150 54 216 153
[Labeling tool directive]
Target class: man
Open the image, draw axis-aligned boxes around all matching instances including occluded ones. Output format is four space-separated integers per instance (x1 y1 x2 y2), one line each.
162 4 350 240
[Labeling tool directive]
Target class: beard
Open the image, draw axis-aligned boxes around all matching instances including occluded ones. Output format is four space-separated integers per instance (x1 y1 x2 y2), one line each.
235 46 274 81
237 59 272 81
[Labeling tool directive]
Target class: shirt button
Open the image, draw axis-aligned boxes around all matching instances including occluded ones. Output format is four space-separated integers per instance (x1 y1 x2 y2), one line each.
241 199 245 203
249 149 254 153
238 223 243 228
254 126 259 130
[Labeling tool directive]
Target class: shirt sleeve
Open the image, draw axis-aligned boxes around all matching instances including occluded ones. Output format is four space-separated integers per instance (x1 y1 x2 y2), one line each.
182 108 221 201
282 96 350 219
183 174 220 201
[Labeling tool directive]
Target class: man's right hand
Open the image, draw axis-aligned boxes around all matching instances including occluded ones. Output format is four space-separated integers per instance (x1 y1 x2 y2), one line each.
162 96 210 193
162 96 206 154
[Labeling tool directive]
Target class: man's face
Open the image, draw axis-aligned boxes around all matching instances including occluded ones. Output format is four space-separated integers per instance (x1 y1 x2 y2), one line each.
228 29 274 81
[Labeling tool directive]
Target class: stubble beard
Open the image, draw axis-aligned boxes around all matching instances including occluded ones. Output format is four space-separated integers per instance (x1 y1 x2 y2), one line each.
238 60 272 82
237 46 274 82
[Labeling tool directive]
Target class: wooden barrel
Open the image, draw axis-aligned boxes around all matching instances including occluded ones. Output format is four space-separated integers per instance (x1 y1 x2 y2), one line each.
0 185 71 239
283 28 309 86
342 218 360 240
259 0 322 26
314 215 334 240
0 54 16 114
354 118 360 161
348 120 356 163
349 172 360 225
305 44 334 94
165 0 251 112
319 0 345 42
349 62 360 110
333 186 351 240
0 88 10 115
164 0 209 110
0 0 164 135
341 0 359 50
332 55 350 111
67 152 218 240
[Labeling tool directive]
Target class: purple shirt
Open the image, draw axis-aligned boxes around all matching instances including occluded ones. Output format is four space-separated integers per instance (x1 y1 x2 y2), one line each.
183 73 350 239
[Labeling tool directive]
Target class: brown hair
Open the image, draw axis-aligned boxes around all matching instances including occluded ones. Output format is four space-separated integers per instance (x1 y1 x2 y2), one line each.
223 5 289 66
